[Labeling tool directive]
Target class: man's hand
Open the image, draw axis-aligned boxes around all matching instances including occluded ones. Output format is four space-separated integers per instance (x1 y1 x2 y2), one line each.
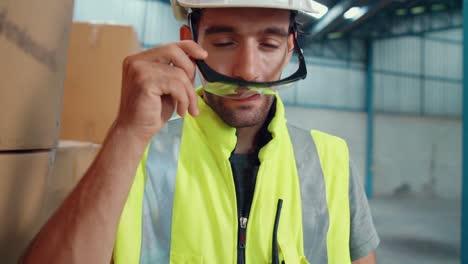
116 40 207 143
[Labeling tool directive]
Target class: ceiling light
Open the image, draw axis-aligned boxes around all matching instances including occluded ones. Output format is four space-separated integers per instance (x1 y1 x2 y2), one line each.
327 32 343 39
396 8 407 16
431 4 446 12
344 6 368 21
410 6 425 15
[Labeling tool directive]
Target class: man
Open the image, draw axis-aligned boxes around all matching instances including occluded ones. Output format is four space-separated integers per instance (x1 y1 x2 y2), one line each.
22 0 379 263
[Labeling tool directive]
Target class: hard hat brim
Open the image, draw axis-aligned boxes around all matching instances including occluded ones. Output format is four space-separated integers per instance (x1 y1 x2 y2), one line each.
172 0 318 21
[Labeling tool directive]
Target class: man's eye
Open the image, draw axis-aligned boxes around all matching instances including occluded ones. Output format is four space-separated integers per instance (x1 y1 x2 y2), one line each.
261 43 280 49
213 42 234 47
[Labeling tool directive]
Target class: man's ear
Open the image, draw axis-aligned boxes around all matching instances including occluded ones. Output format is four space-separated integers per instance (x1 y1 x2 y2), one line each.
180 25 193 41
287 32 296 53
285 33 296 63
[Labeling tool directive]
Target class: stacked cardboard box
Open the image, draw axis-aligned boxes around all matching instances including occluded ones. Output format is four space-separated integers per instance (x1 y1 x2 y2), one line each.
44 141 100 220
60 22 141 144
0 152 55 262
0 0 73 150
0 0 73 262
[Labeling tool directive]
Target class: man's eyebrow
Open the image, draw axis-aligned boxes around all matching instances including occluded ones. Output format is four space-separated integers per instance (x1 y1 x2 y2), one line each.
204 26 236 35
261 27 289 37
203 26 290 37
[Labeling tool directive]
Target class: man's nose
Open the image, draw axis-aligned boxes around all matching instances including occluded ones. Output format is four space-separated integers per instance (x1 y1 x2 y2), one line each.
232 41 260 82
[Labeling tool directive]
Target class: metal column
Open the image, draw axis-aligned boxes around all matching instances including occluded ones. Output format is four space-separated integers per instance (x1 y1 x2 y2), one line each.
462 0 468 262
365 40 374 199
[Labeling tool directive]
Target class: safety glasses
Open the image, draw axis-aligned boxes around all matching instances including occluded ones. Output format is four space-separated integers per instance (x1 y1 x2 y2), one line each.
188 11 307 98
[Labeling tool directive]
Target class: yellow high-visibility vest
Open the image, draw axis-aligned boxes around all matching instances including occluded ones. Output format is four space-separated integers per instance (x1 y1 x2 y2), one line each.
114 91 351 264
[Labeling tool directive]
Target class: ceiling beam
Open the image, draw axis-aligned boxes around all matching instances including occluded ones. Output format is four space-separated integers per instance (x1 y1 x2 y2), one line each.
306 0 356 39
337 0 393 37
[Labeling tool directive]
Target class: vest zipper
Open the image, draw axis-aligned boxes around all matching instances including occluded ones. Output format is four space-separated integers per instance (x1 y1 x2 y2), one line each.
238 216 248 264
272 199 283 264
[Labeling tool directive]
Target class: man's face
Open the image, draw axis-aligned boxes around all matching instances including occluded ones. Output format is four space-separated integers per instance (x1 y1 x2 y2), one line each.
196 8 293 128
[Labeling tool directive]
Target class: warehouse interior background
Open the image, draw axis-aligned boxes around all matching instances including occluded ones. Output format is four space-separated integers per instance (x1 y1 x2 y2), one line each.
0 0 466 263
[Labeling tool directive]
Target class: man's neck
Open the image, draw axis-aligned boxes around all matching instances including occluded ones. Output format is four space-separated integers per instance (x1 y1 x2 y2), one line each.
233 98 276 154
234 124 264 154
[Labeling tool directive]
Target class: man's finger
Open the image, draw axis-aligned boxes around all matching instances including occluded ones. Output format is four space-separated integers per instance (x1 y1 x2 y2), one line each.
168 66 199 116
134 40 207 65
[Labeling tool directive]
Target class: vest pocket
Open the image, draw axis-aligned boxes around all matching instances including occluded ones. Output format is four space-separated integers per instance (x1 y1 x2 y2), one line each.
170 252 203 263
278 241 310 264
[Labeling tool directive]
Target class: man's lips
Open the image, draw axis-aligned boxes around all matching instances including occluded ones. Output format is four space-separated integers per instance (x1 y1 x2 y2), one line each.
226 93 260 102
223 86 262 101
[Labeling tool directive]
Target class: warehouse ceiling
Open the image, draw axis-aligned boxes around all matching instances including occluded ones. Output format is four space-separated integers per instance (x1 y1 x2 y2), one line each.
151 0 462 51
302 0 462 40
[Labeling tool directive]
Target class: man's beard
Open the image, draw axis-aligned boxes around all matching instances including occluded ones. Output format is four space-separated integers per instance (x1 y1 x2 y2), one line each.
203 92 275 128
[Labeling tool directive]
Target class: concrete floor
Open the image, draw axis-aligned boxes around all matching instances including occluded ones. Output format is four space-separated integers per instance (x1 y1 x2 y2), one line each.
370 196 461 264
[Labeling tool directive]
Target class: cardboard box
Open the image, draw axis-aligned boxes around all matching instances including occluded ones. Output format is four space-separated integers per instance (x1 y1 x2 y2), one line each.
60 23 141 144
0 0 74 150
44 140 100 219
0 150 55 263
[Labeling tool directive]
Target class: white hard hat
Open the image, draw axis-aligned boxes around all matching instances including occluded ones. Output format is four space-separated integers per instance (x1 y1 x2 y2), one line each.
171 0 318 21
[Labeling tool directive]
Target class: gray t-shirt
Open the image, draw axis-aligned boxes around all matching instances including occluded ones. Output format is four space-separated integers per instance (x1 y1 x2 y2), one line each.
230 153 259 218
348 160 380 260
230 154 379 262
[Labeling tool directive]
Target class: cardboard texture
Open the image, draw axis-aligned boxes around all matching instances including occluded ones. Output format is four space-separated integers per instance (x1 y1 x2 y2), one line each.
0 150 55 263
0 0 74 150
44 140 100 219
60 23 141 144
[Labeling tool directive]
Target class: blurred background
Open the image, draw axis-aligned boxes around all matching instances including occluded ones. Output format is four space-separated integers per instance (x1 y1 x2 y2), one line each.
0 0 465 263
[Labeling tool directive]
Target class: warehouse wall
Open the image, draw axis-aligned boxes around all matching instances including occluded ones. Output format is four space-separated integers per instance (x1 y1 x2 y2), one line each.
283 38 367 111
281 58 366 111
373 29 462 117
374 114 461 200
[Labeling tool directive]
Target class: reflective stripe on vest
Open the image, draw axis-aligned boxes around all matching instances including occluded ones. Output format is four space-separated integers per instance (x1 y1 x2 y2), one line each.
114 95 351 264
312 130 351 264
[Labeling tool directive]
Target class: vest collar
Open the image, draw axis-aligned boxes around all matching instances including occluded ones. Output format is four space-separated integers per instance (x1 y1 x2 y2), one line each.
184 88 288 159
